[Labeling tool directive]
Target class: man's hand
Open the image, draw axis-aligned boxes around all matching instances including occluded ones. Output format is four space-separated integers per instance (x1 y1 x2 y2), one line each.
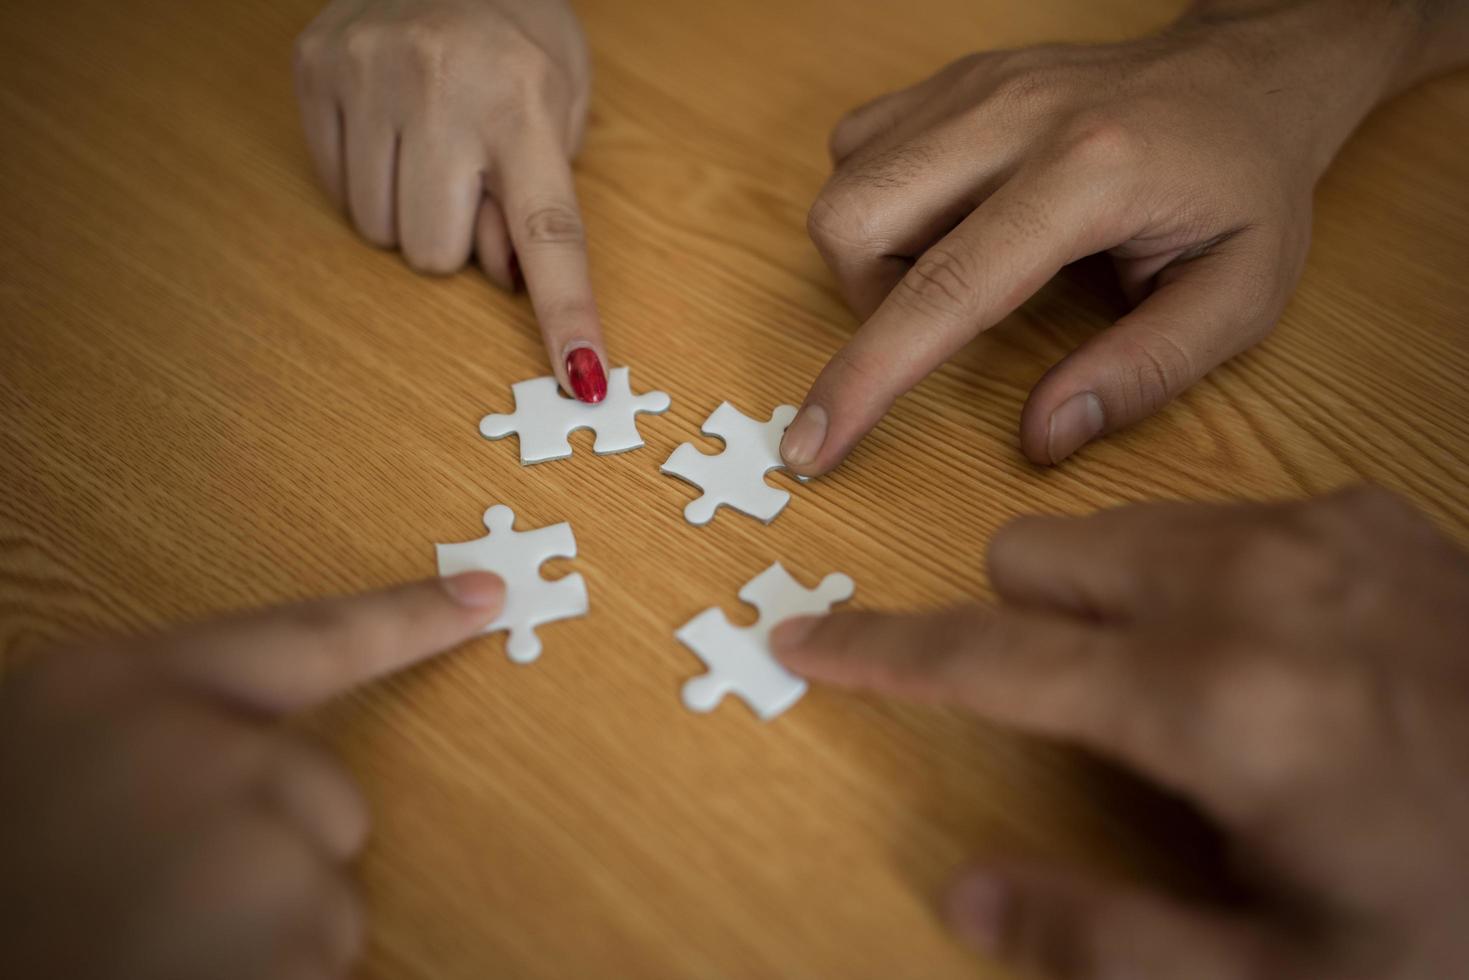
774 487 1469 979
782 0 1460 472
293 0 609 402
0 572 504 980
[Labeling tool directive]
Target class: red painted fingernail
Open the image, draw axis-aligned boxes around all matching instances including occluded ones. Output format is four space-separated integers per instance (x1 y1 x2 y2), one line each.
508 253 523 291
566 348 607 403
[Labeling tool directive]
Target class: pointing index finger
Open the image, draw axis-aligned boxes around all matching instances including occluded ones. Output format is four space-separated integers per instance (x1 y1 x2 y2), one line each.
495 135 608 402
160 573 505 715
771 606 1202 798
782 162 1130 475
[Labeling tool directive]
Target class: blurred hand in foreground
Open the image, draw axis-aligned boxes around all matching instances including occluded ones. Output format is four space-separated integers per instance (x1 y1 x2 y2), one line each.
0 572 504 980
776 486 1469 979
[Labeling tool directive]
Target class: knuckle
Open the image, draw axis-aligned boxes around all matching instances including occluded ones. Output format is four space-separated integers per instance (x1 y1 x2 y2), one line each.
823 345 887 395
278 603 363 694
827 110 866 160
1108 327 1198 416
292 32 325 81
1206 656 1372 791
949 50 1005 93
340 22 381 71
1057 115 1145 173
826 96 904 164
538 297 597 330
1211 657 1315 730
1225 521 1343 600
1326 483 1415 525
497 39 560 106
520 203 585 247
288 599 352 643
989 67 1050 108
806 192 882 256
843 140 930 192
894 244 980 320
402 20 454 82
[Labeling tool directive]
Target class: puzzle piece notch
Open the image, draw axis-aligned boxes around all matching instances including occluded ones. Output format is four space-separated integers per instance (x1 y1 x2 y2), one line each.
677 563 855 721
479 367 671 464
661 403 799 525
434 504 589 663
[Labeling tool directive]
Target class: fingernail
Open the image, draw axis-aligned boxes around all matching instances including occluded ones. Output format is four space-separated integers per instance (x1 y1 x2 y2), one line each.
770 615 820 658
780 404 828 467
946 873 1009 954
442 571 505 609
566 347 607 404
508 253 523 291
1046 392 1105 464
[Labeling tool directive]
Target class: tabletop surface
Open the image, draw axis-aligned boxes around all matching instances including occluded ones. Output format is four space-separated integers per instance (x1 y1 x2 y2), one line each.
3 0 1467 977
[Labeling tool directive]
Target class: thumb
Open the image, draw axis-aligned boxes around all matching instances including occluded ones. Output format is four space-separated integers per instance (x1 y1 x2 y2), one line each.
1019 227 1302 465
947 864 1291 980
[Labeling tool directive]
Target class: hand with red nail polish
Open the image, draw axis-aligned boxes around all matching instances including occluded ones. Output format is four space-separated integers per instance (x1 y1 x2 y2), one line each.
773 486 1469 979
293 0 611 401
0 573 504 980
784 0 1469 475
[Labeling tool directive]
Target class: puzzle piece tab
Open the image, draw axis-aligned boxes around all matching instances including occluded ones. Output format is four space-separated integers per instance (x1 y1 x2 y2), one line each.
661 403 798 524
480 367 671 464
677 563 855 721
435 505 589 663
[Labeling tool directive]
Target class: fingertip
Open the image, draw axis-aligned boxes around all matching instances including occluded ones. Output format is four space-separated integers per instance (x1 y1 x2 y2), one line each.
945 871 1010 954
985 514 1040 572
1018 390 1054 466
440 572 505 613
564 345 608 403
770 615 822 663
1043 391 1105 465
779 404 829 471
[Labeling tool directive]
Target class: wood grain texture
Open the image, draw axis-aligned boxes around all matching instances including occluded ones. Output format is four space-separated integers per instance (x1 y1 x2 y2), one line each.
1 0 1466 976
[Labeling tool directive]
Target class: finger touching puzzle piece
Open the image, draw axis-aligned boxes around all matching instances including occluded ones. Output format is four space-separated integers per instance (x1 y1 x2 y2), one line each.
479 367 671 464
435 505 589 663
661 403 799 525
677 563 855 721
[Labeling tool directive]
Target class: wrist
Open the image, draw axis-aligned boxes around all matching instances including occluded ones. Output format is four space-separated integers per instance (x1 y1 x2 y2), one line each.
1174 0 1427 175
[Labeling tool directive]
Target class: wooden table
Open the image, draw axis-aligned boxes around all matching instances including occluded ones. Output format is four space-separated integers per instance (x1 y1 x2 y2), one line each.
3 0 1466 976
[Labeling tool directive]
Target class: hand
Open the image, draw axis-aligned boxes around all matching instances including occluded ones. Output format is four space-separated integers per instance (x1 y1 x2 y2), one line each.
781 0 1442 473
774 486 1469 979
293 0 610 402
0 572 505 980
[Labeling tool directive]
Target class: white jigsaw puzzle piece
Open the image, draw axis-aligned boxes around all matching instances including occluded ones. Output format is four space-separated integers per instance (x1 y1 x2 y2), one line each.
677 563 855 721
435 505 589 663
661 403 798 524
479 367 671 464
